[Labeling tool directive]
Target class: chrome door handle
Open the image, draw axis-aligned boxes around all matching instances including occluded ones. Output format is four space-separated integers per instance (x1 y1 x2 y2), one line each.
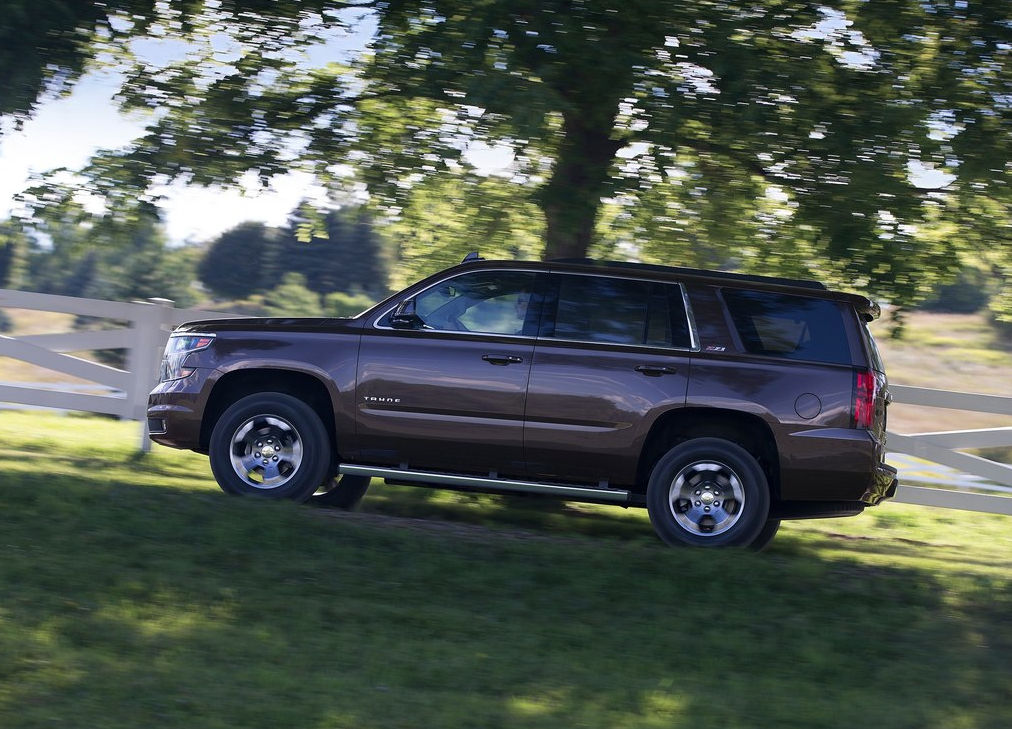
635 365 678 377
483 354 524 366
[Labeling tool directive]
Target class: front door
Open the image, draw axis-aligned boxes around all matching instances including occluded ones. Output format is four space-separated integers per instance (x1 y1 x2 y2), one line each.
355 269 543 477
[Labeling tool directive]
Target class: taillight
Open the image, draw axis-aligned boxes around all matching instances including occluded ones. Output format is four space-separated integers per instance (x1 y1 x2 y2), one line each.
853 369 877 429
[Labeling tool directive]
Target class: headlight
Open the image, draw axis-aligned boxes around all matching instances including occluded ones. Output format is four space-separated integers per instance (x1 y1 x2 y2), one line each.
160 334 215 382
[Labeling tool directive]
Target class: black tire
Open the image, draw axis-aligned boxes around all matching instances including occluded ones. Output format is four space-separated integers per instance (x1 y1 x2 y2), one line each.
310 474 371 510
209 393 332 502
748 519 781 551
646 437 771 548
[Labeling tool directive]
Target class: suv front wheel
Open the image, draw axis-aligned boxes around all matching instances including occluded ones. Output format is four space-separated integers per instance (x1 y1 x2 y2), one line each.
209 393 331 502
647 438 770 548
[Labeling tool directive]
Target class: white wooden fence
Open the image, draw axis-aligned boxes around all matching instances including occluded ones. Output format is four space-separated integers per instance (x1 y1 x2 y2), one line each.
887 386 1012 516
0 289 234 450
0 288 1009 516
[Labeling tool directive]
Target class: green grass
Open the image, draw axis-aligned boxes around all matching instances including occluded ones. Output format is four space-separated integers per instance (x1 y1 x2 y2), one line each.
1 411 1011 729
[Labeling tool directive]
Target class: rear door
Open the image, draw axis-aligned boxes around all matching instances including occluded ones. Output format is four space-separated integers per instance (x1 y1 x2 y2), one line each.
524 273 694 487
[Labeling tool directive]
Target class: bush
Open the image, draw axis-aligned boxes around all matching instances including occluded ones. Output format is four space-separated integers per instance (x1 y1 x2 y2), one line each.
323 291 376 317
259 274 323 317
921 267 993 314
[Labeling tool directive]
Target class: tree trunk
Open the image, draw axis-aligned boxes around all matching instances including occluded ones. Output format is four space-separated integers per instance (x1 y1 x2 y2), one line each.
539 112 623 260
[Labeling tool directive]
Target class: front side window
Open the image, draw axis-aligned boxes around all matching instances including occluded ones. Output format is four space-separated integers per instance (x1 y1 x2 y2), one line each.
409 270 540 335
545 275 692 348
722 289 851 365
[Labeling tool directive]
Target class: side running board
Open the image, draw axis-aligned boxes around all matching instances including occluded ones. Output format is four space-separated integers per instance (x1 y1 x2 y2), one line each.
338 464 632 504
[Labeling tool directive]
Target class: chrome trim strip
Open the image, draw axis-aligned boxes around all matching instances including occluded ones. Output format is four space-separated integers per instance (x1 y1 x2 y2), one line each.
789 428 874 442
527 336 697 354
338 464 632 503
680 282 701 352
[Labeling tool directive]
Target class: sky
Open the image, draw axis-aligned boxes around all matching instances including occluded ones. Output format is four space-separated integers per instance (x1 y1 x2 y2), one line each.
0 70 330 246
0 7 515 248
0 11 382 247
0 65 517 247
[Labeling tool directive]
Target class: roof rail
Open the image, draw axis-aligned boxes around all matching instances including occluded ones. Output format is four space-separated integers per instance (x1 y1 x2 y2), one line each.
549 258 827 291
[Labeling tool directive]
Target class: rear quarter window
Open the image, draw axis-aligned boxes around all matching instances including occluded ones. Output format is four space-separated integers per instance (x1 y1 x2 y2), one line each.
860 320 886 374
722 289 851 366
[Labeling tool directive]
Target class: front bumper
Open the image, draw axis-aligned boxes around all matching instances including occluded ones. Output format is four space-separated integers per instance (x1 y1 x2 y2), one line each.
146 368 215 451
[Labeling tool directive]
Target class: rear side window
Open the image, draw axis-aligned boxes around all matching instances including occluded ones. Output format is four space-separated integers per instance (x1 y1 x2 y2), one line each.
722 289 851 365
545 275 692 348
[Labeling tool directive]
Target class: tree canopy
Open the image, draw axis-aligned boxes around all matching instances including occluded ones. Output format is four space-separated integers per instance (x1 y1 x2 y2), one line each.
3 1 1011 318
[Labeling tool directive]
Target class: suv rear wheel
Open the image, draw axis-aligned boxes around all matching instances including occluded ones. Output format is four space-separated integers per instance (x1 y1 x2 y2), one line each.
209 393 331 501
311 474 371 509
647 438 770 548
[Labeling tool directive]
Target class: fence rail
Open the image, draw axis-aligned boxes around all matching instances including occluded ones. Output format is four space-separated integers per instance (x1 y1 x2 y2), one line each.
0 289 1009 515
0 289 233 448
885 385 1012 516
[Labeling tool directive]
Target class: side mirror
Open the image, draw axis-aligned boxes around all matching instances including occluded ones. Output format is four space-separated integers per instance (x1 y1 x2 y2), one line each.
390 299 426 330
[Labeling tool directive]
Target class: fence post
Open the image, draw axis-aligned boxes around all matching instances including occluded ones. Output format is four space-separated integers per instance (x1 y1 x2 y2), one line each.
128 298 175 453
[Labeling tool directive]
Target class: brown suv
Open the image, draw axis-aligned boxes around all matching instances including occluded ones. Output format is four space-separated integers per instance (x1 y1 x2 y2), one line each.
148 256 897 549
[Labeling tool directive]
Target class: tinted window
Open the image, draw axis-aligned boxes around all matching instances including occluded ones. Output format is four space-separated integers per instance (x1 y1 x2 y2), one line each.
547 275 692 348
411 270 540 335
723 289 850 365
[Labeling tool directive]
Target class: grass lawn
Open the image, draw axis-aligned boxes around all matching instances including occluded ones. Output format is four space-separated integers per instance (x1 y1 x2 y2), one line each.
1 411 1010 729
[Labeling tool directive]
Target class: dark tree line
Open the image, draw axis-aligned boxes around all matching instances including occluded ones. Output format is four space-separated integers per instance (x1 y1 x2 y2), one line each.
198 208 389 302
0 205 390 318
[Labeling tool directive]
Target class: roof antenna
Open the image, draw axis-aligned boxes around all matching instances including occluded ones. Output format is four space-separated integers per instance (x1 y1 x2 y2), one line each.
461 251 483 263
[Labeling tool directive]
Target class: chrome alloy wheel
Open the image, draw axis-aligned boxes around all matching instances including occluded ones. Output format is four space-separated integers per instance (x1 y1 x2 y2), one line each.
228 414 304 490
668 460 746 537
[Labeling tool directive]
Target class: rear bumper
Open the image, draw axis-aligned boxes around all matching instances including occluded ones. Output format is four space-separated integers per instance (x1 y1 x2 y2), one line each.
781 427 897 504
862 462 899 506
769 464 898 519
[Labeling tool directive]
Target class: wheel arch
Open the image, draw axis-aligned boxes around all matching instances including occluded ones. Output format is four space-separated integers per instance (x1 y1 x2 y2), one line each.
200 368 338 453
637 408 781 499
